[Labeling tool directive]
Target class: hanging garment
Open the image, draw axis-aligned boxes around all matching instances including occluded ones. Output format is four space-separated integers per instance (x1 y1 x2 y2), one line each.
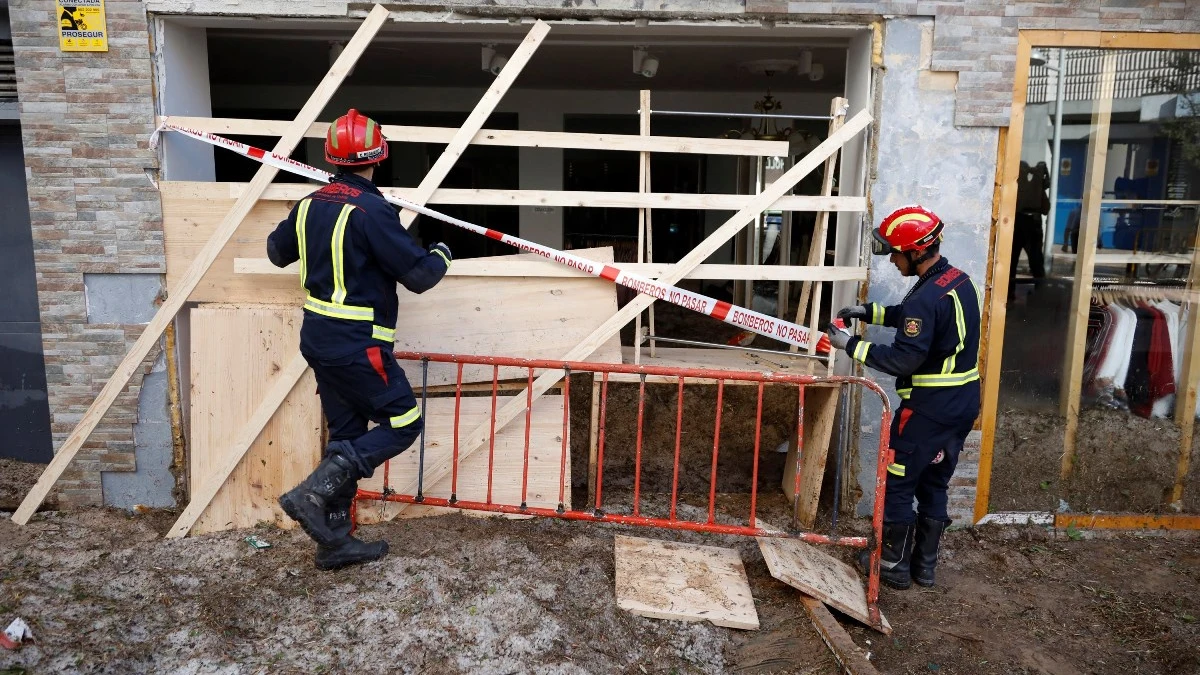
1126 306 1176 418
1092 304 1137 410
1151 300 1181 418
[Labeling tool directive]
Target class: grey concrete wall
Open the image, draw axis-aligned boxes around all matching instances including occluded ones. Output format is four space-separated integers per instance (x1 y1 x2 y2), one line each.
854 17 996 523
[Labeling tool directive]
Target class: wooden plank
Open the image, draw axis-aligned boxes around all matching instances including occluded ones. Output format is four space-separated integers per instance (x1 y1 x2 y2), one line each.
1054 513 1200 531
785 385 841 528
165 352 311 539
355 395 568 523
235 255 868 283
244 182 866 212
400 21 550 226
1060 52 1116 479
390 247 622 387
756 520 890 634
801 596 883 675
611 346 827 383
10 4 390 526
793 98 848 361
1170 240 1200 504
613 535 759 630
187 306 321 535
156 115 792 157
386 110 873 516
634 89 650 365
975 122 1014 524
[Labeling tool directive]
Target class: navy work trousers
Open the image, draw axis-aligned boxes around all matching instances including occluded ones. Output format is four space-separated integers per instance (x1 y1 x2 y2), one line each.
883 405 974 525
304 345 423 480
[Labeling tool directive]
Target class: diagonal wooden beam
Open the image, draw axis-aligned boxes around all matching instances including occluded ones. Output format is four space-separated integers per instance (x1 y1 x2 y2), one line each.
385 110 873 513
162 19 552 537
10 4 392 526
398 21 550 226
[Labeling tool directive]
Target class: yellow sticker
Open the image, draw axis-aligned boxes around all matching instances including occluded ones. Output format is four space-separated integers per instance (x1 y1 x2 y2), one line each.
57 0 109 53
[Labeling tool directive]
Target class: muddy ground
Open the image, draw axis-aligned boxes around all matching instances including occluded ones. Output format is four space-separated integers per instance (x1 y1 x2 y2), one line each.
0 502 1198 675
989 407 1199 515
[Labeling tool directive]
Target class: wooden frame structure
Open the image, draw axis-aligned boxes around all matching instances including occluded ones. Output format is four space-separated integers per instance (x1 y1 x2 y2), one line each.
12 4 875 537
975 30 1200 528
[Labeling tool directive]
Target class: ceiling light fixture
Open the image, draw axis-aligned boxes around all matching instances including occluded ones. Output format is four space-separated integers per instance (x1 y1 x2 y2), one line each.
633 47 659 78
481 44 509 75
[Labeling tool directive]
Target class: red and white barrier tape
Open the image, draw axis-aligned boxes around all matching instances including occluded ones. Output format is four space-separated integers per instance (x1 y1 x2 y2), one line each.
153 119 830 353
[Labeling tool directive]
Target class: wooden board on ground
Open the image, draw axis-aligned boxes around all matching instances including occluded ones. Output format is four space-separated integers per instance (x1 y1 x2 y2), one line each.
755 520 890 634
613 534 759 630
190 305 322 535
356 395 568 523
801 595 882 675
782 385 841 528
392 247 621 386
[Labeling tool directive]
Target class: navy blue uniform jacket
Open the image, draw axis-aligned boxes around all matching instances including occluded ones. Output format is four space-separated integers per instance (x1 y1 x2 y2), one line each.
845 257 982 425
265 173 449 359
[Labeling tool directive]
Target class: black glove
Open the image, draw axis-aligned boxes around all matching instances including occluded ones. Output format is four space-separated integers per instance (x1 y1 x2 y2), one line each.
430 242 452 264
824 322 852 352
836 305 869 323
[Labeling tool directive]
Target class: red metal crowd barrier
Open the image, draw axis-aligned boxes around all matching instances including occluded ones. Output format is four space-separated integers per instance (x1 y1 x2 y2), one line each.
353 351 893 627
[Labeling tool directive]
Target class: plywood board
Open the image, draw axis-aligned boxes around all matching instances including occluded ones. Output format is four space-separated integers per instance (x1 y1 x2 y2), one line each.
189 306 322 535
356 394 568 523
613 534 759 630
391 247 621 387
755 521 890 634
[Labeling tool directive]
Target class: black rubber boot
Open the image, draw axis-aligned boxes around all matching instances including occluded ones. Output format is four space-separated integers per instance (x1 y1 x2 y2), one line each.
858 522 915 590
911 517 949 587
314 480 389 571
278 453 357 547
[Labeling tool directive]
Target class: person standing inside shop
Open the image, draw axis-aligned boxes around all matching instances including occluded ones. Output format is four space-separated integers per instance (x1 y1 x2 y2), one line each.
1010 160 1051 299
824 205 982 590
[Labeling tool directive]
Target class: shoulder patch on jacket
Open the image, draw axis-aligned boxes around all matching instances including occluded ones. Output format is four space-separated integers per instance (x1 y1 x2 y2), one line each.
903 317 922 337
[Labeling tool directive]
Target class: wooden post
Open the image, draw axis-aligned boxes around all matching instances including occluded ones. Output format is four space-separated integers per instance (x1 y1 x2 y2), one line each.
792 98 848 365
384 112 874 514
1170 241 1200 505
634 90 649 364
9 4 392 526
399 21 550 226
1060 53 1116 479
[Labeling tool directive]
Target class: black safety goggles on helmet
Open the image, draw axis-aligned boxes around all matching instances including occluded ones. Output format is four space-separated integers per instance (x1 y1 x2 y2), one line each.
870 222 944 256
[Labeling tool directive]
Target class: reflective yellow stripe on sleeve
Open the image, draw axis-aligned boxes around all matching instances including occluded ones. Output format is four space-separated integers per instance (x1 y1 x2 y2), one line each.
887 463 906 477
371 325 396 343
852 340 872 363
330 203 355 305
295 199 311 288
432 249 451 268
897 387 912 400
389 406 421 429
871 303 885 325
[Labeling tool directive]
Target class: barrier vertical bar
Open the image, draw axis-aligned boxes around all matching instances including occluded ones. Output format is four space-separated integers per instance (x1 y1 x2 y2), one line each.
669 375 684 522
749 381 764 527
558 367 571 513
708 379 725 525
487 365 499 505
451 362 463 502
633 373 647 517
594 372 610 514
792 385 806 529
521 367 534 509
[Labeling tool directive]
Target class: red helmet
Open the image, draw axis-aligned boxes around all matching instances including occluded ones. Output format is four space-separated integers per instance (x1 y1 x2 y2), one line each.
325 108 388 167
871 205 944 256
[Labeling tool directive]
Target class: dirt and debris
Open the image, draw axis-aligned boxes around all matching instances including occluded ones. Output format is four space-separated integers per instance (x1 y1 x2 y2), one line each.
0 507 1197 674
989 408 1199 514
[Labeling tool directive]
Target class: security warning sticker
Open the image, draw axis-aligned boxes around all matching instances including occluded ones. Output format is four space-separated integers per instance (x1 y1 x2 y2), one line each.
57 0 109 53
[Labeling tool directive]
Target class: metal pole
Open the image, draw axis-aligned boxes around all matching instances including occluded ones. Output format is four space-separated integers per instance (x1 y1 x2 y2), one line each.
1045 48 1067 271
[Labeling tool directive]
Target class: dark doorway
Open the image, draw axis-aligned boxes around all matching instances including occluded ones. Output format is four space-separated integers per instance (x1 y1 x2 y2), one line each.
0 122 53 463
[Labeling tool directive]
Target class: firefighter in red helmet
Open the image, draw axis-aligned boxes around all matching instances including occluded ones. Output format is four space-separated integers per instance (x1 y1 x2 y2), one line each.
266 109 452 570
825 205 981 589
